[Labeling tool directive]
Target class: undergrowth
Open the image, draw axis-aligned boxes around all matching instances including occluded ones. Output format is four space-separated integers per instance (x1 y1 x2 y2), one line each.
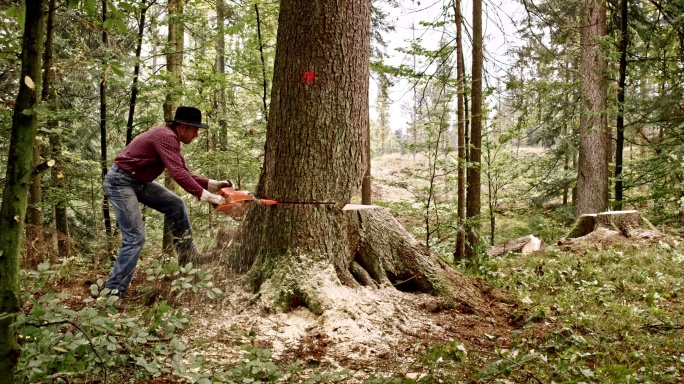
478 241 684 383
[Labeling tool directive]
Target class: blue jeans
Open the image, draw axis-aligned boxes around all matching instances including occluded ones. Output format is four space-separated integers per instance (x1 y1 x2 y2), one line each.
103 164 193 296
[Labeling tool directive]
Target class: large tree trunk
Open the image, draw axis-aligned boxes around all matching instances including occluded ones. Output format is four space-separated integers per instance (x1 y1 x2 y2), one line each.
0 0 46 379
577 0 609 216
233 206 481 314
466 0 483 259
228 0 366 294
222 0 497 315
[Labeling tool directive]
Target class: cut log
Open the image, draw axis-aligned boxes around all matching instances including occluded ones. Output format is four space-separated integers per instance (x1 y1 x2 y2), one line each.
487 235 543 257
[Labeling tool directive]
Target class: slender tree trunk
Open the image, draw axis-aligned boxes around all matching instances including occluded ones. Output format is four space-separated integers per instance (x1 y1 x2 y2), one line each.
163 0 184 255
100 0 112 236
615 0 628 210
255 4 269 122
42 0 68 256
126 0 150 145
485 143 495 246
29 144 42 225
465 0 483 259
378 74 390 155
563 129 570 205
216 0 228 150
0 0 46 379
453 0 466 260
577 0 609 216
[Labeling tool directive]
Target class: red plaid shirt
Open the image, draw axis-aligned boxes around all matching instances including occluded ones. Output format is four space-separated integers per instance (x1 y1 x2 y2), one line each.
114 125 208 198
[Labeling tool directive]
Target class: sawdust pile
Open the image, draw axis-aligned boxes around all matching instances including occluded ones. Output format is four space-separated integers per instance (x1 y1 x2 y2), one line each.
182 267 519 380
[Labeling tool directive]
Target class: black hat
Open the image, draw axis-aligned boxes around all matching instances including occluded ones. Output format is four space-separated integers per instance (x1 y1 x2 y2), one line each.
168 106 209 129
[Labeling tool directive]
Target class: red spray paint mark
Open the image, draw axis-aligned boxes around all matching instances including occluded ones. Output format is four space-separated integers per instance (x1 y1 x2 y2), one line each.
301 70 316 84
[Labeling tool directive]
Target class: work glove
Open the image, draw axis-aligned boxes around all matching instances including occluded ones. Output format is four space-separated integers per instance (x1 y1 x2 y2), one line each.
208 179 233 193
200 190 226 205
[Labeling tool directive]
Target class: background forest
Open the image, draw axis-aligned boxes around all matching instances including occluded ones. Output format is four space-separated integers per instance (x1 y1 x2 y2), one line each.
0 0 683 382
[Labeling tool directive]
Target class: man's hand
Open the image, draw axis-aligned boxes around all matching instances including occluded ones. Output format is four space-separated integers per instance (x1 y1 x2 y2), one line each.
208 179 233 193
200 190 226 205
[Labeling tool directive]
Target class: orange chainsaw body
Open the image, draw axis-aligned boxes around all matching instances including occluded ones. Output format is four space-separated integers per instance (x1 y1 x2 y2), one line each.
215 187 277 218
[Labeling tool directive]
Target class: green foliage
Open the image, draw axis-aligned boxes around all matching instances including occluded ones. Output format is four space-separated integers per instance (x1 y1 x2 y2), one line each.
145 259 223 300
15 262 192 383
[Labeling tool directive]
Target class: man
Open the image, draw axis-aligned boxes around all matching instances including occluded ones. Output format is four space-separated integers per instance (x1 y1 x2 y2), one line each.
103 106 229 298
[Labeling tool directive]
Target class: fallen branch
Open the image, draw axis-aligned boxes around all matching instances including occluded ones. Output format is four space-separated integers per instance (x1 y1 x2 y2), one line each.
33 159 55 176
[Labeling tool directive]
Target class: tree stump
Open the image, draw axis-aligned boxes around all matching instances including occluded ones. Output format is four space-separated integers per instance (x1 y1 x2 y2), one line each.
486 235 543 257
559 210 665 250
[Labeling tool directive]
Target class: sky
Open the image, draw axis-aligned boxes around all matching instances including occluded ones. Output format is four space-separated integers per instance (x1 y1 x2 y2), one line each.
370 0 523 133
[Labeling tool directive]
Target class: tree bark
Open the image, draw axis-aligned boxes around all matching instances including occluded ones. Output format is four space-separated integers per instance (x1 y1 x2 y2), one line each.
577 0 609 216
0 0 46 379
453 0 466 260
566 213 597 238
466 0 483 259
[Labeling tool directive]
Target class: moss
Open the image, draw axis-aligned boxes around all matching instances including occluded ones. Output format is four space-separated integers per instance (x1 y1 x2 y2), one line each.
275 287 324 315
566 214 597 238
642 216 657 231
244 247 291 292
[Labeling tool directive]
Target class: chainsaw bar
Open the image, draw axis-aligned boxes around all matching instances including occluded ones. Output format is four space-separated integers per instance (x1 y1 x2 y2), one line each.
269 201 336 205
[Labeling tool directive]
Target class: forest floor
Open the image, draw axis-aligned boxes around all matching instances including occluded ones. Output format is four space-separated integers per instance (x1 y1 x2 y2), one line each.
177 271 528 382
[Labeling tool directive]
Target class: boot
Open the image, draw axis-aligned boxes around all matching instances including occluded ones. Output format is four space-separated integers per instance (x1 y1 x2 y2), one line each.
176 239 213 266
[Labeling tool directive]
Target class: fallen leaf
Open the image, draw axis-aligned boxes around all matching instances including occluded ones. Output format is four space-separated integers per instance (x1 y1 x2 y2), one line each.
521 296 534 305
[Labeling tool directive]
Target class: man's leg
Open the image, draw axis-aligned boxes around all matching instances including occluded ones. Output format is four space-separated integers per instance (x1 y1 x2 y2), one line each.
103 169 146 297
139 182 199 265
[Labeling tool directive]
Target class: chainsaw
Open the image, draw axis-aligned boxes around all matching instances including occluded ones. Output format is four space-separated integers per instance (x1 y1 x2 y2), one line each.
215 184 277 219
